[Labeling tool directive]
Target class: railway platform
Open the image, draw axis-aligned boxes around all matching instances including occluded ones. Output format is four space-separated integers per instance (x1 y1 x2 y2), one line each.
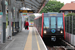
0 27 47 50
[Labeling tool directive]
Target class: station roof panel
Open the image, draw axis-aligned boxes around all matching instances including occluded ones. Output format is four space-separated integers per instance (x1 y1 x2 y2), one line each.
17 0 49 13
60 2 75 10
0 0 49 13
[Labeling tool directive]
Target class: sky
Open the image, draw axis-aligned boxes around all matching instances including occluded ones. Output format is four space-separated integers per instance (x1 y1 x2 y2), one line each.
34 13 42 17
57 0 75 4
33 0 75 17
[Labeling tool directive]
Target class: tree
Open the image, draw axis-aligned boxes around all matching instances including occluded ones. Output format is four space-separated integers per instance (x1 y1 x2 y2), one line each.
29 15 35 22
66 13 75 16
40 1 64 13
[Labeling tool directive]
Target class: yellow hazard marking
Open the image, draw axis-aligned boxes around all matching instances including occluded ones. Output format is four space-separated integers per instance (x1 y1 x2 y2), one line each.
24 28 32 50
34 28 41 50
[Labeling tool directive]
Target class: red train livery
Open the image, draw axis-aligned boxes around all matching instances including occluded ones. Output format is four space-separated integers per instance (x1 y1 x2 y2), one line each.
34 13 65 41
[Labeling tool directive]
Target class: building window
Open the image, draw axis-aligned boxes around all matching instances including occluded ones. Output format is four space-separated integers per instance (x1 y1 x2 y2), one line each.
65 11 68 15
69 11 71 13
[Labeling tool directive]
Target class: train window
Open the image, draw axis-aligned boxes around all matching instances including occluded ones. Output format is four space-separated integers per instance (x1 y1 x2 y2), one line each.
51 17 56 28
44 17 49 28
57 17 63 28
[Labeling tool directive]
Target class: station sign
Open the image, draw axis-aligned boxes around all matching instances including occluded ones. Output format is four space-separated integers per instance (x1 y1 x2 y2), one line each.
23 13 27 16
19 10 34 13
50 14 57 16
0 12 3 43
5 1 8 6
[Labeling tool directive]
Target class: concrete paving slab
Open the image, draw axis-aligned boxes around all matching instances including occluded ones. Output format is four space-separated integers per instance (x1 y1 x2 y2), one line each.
0 27 47 50
33 27 47 50
32 27 38 50
4 28 29 50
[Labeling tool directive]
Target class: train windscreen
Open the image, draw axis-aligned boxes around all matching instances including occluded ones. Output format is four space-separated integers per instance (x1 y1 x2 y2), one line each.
51 17 56 28
57 17 63 28
44 17 49 28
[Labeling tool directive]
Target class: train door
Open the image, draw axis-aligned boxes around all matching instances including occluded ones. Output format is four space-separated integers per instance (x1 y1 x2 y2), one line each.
50 17 56 34
50 17 57 41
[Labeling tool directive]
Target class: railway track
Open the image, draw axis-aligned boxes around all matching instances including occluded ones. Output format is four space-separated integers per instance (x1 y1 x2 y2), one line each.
47 46 65 50
43 38 75 50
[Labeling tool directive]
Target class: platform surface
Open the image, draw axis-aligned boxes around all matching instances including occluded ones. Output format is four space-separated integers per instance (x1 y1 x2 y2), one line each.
3 27 47 50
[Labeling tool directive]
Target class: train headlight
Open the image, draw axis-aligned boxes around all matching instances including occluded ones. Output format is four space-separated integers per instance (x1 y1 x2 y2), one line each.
60 31 63 34
44 30 47 34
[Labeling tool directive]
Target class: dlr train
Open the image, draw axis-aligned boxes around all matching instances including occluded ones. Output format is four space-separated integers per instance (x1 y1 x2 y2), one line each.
34 13 65 41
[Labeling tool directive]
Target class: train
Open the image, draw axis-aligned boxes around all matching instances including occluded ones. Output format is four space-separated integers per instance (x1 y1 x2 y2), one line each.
34 13 65 41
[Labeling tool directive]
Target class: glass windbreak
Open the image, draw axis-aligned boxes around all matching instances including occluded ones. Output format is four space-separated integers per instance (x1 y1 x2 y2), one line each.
51 17 56 28
57 17 63 28
44 17 49 28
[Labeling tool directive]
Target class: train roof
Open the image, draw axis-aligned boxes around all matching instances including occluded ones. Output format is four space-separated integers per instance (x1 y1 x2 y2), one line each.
34 16 42 20
34 13 64 20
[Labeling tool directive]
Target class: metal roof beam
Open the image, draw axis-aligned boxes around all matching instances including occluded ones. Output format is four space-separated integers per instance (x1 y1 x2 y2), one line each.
25 3 39 10
35 0 43 4
36 0 44 3
25 0 40 8
38 0 47 13
30 0 41 6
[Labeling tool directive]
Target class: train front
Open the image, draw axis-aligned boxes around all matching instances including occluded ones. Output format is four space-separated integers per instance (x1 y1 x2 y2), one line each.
43 13 65 41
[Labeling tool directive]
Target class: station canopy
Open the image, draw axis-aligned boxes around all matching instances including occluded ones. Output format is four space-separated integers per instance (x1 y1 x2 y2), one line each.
0 0 49 13
19 0 49 13
8 0 49 13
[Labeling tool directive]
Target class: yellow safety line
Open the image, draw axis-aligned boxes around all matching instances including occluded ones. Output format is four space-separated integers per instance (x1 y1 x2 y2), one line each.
34 28 41 50
24 28 32 50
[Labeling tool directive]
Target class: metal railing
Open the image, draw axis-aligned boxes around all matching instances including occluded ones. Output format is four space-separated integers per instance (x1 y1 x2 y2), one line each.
65 16 75 34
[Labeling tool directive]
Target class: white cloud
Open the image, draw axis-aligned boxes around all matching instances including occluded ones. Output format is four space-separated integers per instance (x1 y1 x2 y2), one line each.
57 0 75 4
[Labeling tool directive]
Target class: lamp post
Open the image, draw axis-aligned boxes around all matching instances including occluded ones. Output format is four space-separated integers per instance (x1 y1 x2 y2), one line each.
2 0 6 43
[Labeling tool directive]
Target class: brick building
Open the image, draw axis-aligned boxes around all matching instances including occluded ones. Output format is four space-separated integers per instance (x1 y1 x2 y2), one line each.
60 1 75 15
